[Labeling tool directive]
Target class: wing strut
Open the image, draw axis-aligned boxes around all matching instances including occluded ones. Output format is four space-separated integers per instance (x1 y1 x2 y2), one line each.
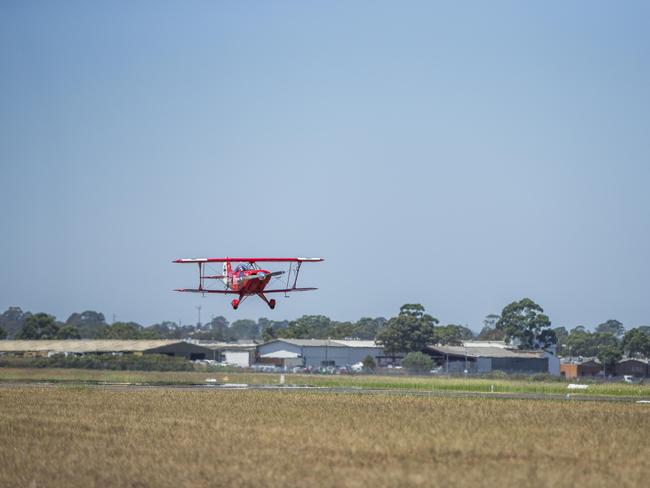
292 261 302 290
285 262 292 297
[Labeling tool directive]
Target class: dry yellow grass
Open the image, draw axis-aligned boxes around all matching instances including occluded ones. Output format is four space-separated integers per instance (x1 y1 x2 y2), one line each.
0 387 649 487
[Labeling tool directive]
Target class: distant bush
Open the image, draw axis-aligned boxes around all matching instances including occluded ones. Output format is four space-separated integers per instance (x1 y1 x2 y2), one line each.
530 373 561 382
362 355 376 372
483 370 508 379
401 352 433 373
0 354 194 371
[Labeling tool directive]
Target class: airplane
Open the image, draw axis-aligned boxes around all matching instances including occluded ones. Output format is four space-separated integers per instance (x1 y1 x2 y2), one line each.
173 257 323 310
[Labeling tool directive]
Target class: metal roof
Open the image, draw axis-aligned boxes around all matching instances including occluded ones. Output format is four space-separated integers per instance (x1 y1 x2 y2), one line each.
331 340 378 348
461 341 508 348
617 358 649 365
260 350 301 359
0 340 202 353
426 344 546 359
267 339 381 348
198 342 258 351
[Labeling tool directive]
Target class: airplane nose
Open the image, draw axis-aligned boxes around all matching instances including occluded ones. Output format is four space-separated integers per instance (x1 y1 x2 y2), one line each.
258 272 266 281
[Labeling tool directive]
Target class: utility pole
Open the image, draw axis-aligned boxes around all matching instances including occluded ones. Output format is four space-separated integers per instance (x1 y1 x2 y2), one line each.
196 305 202 328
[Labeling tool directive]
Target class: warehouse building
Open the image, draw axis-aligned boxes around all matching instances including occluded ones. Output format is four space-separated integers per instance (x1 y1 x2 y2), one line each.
424 341 560 376
200 342 257 367
560 359 602 378
257 339 383 368
0 340 215 360
614 359 648 378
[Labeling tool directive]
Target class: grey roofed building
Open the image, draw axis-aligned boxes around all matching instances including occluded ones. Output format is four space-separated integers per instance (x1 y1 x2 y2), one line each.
0 340 215 360
257 338 384 368
424 342 560 376
198 342 257 366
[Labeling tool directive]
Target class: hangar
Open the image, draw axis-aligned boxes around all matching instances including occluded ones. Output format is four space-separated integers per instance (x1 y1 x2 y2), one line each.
201 342 257 367
0 340 215 361
614 359 648 378
560 359 602 378
257 339 383 368
424 341 560 376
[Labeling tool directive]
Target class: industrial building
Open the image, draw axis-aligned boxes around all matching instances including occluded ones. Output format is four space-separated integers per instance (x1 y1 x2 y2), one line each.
424 341 560 376
560 359 602 378
257 339 383 368
614 359 648 378
0 340 215 360
200 342 257 367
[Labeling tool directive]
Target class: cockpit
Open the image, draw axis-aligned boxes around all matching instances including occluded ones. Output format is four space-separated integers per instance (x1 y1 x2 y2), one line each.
235 264 251 273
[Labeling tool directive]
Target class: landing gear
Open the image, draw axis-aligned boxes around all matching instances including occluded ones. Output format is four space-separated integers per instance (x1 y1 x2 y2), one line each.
231 299 239 310
257 293 276 310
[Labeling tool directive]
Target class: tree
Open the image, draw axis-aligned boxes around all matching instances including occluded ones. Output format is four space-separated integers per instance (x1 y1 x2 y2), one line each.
0 327 6 340
622 328 650 358
496 298 556 349
94 322 159 339
483 314 500 329
401 352 433 373
376 304 438 354
362 354 376 371
261 325 277 342
16 313 60 340
353 317 387 340
477 314 503 341
436 324 474 345
277 315 332 339
258 318 291 343
0 307 32 338
149 321 182 340
327 321 355 339
553 327 569 355
56 325 81 339
597 345 623 376
595 319 625 338
477 326 505 341
564 329 597 357
230 319 259 340
65 310 107 338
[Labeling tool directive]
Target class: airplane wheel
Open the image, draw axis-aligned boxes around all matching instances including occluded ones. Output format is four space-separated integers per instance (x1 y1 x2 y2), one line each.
231 299 239 310
269 299 276 310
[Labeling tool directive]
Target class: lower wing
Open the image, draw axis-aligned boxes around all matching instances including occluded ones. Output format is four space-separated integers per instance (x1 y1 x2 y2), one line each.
263 287 318 293
174 287 317 294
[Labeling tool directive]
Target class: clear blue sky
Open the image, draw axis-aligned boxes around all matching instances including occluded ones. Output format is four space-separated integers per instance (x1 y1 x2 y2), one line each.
1 1 649 331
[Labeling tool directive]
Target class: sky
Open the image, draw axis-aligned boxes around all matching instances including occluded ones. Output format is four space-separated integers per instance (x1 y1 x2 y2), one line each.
1 1 649 332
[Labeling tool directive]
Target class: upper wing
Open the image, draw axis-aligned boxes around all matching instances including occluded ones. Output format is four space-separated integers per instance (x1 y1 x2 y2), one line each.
174 289 238 294
173 257 323 263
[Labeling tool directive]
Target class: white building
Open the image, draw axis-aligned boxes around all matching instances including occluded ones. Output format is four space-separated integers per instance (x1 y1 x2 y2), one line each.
257 339 384 368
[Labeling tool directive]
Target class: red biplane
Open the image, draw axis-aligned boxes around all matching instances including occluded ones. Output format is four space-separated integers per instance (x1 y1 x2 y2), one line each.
173 257 323 310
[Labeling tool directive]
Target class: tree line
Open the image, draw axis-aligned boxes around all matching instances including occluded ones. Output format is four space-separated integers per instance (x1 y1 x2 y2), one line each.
1 299 649 367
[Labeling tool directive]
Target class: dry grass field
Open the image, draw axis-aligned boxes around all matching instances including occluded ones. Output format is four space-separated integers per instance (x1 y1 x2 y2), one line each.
0 387 649 487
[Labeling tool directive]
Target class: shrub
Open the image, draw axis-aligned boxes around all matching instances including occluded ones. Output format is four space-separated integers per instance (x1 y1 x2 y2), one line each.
483 370 508 379
0 354 194 371
401 352 433 373
362 355 376 372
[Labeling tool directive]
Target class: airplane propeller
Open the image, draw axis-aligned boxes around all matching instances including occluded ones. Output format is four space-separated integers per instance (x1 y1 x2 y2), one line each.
239 270 285 282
